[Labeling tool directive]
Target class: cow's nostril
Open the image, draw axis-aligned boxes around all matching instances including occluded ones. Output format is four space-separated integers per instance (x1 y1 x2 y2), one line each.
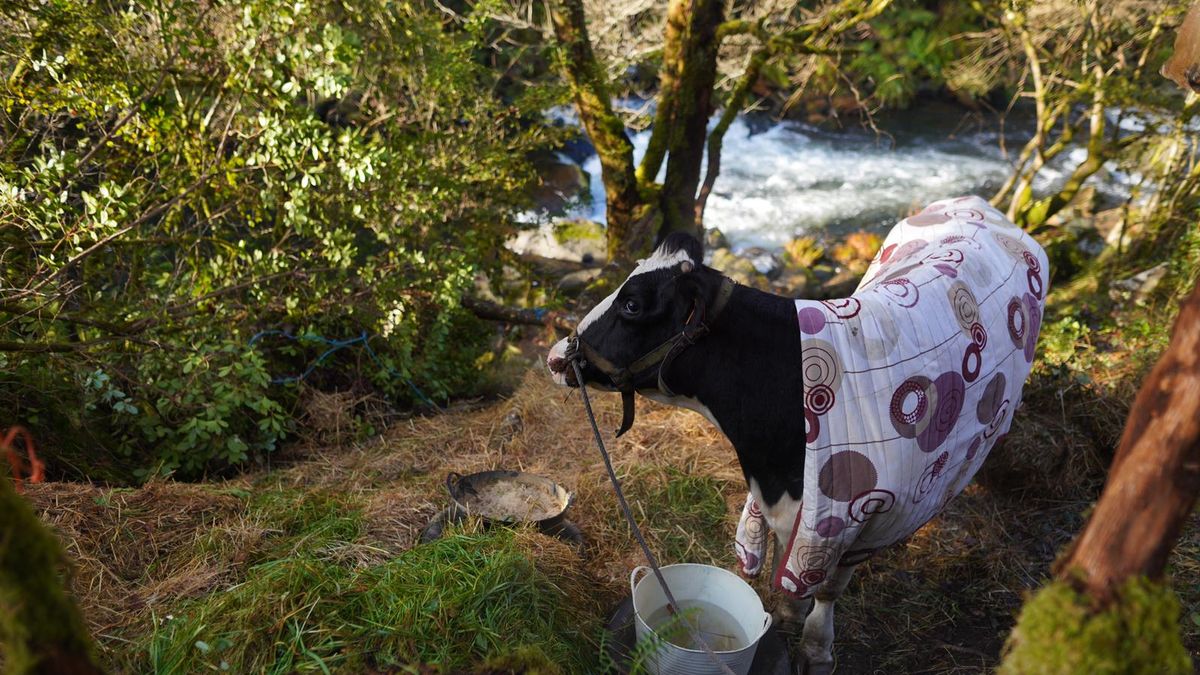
548 356 566 374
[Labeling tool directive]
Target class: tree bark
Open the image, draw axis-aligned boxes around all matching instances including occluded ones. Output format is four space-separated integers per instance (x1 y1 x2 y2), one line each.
696 47 767 223
657 0 726 241
1053 280 1200 604
461 296 577 332
547 0 648 262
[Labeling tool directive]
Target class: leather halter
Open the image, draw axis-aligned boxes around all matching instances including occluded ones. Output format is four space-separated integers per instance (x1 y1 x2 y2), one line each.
565 275 735 437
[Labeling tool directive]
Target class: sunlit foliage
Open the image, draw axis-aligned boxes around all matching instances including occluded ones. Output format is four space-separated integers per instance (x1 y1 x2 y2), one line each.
0 0 550 479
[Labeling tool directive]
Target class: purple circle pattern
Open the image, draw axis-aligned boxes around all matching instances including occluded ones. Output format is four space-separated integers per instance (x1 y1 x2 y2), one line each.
913 451 951 503
879 243 897 263
925 248 965 265
805 408 820 444
892 239 929 262
984 399 1011 438
908 211 950 226
977 372 1008 424
1007 297 1027 348
815 516 846 538
821 297 862 319
806 384 836 415
891 376 933 433
1027 268 1044 299
970 322 988 348
1023 294 1042 363
948 281 980 331
798 306 827 334
880 278 920 307
966 435 983 460
993 232 1029 260
802 340 843 391
818 451 879 501
848 489 896 523
917 371 965 452
961 342 982 382
949 208 985 224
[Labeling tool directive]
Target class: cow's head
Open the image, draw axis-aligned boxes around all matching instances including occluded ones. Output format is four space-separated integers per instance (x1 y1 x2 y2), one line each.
547 233 730 433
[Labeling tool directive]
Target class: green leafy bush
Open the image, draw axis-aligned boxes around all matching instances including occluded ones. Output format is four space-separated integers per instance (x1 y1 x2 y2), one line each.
844 0 1000 108
1 0 551 479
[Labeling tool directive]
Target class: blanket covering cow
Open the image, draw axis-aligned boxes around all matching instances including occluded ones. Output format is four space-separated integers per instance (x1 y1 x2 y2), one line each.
733 195 1049 598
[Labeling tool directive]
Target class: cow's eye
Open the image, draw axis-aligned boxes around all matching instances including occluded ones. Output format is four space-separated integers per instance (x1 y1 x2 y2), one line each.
622 299 641 315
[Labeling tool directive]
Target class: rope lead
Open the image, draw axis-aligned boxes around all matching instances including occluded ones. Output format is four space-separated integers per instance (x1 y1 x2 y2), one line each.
571 361 737 675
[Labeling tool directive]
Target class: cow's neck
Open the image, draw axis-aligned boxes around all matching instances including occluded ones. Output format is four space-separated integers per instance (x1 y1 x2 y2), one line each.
646 283 807 507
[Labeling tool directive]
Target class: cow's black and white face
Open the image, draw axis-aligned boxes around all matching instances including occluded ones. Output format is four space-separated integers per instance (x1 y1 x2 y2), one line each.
547 233 705 390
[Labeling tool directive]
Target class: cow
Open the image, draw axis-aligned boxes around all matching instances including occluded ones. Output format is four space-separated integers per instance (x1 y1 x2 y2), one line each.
547 195 1048 672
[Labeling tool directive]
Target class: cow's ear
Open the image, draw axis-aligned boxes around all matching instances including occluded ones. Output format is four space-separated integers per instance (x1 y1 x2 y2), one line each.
673 262 704 303
658 231 703 266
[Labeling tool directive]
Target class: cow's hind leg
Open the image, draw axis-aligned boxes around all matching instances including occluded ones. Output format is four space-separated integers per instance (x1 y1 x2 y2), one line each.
799 563 859 675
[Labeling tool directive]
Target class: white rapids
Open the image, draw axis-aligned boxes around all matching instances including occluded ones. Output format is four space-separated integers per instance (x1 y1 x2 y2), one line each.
531 103 1134 253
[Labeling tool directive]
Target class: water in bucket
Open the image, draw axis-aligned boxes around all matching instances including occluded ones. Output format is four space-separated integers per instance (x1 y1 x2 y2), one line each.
644 600 747 652
631 564 771 675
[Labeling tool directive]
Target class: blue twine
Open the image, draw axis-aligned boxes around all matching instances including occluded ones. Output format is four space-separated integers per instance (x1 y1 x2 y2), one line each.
248 329 439 409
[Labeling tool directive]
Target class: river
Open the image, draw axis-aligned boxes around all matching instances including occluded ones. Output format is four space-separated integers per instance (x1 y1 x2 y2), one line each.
540 101 1133 253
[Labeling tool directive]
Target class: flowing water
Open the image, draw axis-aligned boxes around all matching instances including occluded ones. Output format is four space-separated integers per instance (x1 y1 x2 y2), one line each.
541 101 1134 252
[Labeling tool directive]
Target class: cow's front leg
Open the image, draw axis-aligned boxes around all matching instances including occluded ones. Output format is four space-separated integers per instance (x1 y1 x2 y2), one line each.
754 491 809 629
770 536 812 628
800 563 859 675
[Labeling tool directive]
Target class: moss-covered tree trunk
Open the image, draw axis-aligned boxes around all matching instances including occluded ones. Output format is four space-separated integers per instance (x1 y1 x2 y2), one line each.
1000 22 1200 670
0 477 104 674
546 0 892 262
1000 280 1200 674
548 0 726 263
548 0 651 263
644 0 726 241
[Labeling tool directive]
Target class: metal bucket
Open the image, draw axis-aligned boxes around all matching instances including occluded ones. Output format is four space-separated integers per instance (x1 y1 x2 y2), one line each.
630 564 772 675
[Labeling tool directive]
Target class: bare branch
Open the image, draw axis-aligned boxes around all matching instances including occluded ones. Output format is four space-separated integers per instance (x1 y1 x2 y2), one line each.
696 48 768 222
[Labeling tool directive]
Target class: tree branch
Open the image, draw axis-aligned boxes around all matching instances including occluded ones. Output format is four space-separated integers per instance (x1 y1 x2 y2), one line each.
695 48 768 223
461 296 576 332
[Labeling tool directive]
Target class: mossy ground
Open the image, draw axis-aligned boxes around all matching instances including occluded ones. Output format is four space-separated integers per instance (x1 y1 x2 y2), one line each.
999 577 1191 675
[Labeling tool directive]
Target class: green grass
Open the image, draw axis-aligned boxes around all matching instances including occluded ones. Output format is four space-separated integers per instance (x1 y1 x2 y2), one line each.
346 528 599 671
133 493 601 674
619 468 734 566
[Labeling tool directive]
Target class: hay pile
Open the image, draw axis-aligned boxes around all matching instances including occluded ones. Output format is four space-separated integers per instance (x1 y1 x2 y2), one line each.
18 370 746 671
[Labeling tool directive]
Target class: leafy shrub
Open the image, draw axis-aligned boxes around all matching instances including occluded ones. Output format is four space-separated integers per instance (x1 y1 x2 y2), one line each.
843 0 1000 107
0 0 552 479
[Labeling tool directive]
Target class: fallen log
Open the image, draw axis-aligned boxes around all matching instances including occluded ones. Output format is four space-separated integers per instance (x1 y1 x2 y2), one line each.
462 296 577 332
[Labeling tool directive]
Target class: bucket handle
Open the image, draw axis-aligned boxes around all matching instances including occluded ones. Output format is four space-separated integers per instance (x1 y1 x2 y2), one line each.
629 565 651 598
445 471 464 499
756 611 774 640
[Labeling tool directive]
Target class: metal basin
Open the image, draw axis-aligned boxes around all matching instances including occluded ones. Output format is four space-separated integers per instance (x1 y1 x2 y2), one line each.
445 470 574 528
